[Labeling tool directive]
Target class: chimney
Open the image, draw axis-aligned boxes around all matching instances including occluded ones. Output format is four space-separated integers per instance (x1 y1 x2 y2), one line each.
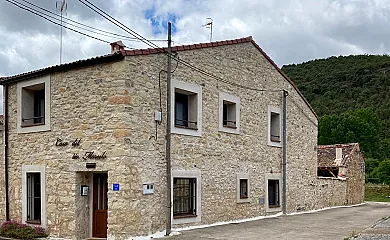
110 40 126 54
335 145 342 160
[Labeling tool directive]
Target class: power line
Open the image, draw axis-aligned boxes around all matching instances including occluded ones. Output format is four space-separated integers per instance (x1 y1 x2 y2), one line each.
79 0 282 93
15 0 169 45
20 0 139 41
6 0 111 44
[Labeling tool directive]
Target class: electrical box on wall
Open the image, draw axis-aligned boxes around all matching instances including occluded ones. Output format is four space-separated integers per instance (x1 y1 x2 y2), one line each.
143 183 154 195
155 111 162 122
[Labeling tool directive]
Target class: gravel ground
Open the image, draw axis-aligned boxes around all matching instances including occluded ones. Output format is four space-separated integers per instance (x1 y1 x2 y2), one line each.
350 217 390 240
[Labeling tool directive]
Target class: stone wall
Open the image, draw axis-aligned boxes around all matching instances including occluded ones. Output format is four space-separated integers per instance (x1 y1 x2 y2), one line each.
2 41 363 240
346 145 365 205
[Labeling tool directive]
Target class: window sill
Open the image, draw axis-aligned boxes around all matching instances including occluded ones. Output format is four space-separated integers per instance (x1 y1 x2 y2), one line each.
25 220 41 225
174 125 198 131
173 214 197 219
240 196 248 199
223 125 237 129
21 123 45 128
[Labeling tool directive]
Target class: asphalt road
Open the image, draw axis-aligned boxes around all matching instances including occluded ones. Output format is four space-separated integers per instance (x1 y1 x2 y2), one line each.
165 202 390 240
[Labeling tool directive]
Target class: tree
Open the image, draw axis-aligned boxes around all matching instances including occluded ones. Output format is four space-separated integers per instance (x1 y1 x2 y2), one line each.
318 108 382 159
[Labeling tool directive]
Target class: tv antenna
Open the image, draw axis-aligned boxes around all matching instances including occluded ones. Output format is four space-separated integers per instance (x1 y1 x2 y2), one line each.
202 18 213 42
56 0 67 64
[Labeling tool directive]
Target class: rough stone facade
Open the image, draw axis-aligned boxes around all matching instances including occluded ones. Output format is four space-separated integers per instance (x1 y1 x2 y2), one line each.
0 38 364 239
317 143 365 205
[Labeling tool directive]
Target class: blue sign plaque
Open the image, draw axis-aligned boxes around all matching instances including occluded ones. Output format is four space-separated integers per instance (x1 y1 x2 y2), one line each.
113 183 120 191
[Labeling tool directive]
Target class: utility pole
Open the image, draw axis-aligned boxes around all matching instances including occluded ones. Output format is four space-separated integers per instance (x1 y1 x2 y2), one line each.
282 90 288 214
165 22 172 236
56 0 67 64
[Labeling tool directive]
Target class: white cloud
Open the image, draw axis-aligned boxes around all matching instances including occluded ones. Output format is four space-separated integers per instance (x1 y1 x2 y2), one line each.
1 0 390 75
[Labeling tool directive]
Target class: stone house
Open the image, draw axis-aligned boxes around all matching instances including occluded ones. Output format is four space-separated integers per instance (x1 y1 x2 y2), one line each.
0 36 363 239
317 143 365 205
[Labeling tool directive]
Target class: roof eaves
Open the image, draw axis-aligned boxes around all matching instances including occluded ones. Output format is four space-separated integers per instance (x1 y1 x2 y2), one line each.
1 52 125 85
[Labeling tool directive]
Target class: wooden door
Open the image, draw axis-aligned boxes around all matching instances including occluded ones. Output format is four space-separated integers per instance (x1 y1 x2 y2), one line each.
93 173 108 238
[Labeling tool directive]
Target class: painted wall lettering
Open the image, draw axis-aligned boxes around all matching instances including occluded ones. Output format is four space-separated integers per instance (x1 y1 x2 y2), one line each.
82 151 107 160
55 138 81 147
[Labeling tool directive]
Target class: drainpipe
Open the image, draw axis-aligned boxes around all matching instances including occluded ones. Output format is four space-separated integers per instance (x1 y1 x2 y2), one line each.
4 84 10 220
282 90 288 215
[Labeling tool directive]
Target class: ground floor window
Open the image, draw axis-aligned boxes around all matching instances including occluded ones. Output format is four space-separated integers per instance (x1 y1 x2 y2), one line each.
26 173 41 223
318 167 339 178
173 178 197 217
268 179 280 207
240 179 248 199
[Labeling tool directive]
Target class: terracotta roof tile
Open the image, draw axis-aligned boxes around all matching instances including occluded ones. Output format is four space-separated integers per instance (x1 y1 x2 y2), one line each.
317 143 362 168
0 35 317 119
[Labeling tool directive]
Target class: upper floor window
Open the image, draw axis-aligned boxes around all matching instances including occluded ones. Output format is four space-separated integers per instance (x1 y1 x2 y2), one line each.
175 91 197 130
171 79 202 137
22 84 45 126
17 76 51 134
219 92 240 134
268 106 281 147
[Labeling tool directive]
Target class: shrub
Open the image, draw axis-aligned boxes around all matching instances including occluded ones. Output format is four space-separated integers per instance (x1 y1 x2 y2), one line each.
0 220 48 239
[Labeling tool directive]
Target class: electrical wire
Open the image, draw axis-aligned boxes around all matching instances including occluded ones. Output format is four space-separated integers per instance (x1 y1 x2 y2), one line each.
78 0 282 93
6 0 110 44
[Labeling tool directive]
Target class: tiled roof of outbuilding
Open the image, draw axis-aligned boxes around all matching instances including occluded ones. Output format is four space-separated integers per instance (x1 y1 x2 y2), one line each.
317 143 362 168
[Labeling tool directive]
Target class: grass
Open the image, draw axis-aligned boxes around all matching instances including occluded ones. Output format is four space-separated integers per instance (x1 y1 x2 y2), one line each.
365 183 390 202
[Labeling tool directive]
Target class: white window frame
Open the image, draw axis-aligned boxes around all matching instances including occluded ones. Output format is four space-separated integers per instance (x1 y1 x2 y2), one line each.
219 92 240 134
236 173 250 203
22 165 47 228
265 173 282 213
172 169 201 224
171 79 202 137
268 106 282 147
17 75 51 134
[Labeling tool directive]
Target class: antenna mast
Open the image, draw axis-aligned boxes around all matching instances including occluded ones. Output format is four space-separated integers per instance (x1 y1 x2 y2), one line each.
56 0 67 64
203 18 213 42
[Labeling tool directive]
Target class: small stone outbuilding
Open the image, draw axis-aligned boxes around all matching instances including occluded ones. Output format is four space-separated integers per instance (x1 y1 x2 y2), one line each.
317 143 365 205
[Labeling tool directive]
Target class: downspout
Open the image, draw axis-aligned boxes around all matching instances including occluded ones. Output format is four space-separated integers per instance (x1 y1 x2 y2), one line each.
4 84 10 220
282 90 288 215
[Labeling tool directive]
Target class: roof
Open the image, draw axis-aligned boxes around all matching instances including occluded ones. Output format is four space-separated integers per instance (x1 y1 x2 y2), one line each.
0 52 125 84
317 143 363 168
0 36 317 118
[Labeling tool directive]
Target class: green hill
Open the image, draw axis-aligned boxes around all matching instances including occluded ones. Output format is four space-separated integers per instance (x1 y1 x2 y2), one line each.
282 55 390 182
282 55 390 139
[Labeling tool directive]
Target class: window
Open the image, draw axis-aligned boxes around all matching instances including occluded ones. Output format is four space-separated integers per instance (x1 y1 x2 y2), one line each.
26 173 41 223
17 76 51 134
22 85 45 126
268 179 280 207
268 106 281 147
270 113 280 142
172 170 201 224
22 165 46 227
239 179 248 199
171 80 202 137
219 92 240 134
318 167 339 178
223 101 236 128
236 173 250 203
173 178 196 217
174 91 197 129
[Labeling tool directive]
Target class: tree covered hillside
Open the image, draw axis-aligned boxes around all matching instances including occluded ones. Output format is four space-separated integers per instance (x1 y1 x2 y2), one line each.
282 55 390 183
282 55 390 136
